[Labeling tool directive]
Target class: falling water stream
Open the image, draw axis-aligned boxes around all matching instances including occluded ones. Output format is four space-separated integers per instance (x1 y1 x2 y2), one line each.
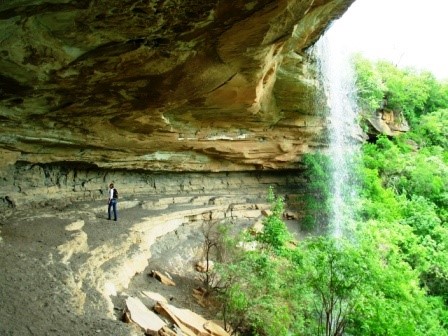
314 25 362 238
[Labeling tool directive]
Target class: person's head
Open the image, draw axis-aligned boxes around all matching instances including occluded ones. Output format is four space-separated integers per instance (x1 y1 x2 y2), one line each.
109 183 114 189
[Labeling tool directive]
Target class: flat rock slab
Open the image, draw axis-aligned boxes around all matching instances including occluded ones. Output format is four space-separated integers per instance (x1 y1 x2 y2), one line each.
155 302 230 336
124 296 166 335
150 270 176 286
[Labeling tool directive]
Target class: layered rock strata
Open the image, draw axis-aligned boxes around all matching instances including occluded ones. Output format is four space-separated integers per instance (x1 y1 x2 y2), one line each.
0 0 354 175
0 2 358 334
0 161 305 214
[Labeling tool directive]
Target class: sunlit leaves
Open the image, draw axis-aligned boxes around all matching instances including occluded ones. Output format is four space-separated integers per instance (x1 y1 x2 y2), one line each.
352 53 385 112
412 109 448 148
352 56 448 126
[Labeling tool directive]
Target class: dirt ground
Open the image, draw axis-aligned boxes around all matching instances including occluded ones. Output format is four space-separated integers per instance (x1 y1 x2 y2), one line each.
0 196 253 336
0 194 302 336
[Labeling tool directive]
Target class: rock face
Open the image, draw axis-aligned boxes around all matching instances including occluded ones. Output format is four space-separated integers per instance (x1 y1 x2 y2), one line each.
0 161 305 213
0 0 354 174
366 109 410 137
0 3 357 333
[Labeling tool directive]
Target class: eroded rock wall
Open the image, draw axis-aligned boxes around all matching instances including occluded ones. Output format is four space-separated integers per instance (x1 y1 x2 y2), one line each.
0 162 305 215
0 0 354 175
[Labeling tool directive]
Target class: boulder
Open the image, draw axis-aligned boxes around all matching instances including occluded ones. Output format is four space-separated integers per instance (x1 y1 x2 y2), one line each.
195 260 215 273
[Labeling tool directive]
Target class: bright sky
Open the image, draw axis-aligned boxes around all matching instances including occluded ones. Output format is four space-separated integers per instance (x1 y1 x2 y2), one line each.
329 0 448 80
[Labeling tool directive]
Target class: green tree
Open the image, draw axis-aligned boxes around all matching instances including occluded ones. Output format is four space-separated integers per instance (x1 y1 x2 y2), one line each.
352 56 448 127
257 187 292 254
352 53 386 112
350 220 447 336
412 109 448 148
376 62 431 124
297 237 365 336
215 190 298 335
421 74 448 113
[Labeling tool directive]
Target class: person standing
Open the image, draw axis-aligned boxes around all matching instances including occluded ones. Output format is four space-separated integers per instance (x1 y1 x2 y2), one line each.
108 183 118 221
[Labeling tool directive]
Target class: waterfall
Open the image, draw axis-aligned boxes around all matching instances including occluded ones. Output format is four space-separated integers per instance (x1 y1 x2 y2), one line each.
314 24 362 238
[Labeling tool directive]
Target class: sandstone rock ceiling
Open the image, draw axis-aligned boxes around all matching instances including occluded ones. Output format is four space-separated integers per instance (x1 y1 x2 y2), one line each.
0 0 354 172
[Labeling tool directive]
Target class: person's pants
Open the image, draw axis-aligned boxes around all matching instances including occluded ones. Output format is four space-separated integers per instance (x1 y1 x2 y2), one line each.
108 199 117 220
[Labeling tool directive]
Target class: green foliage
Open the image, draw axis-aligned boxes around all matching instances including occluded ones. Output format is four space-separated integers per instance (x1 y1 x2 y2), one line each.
292 218 447 336
352 53 386 112
352 56 448 127
213 58 448 335
401 195 441 236
258 187 291 254
298 237 367 335
355 145 403 223
217 251 293 336
412 109 448 148
301 153 332 231
405 155 446 203
421 225 448 304
215 190 298 335
355 97 448 327
359 133 448 212
352 221 446 336
420 73 448 113
214 184 448 336
376 62 431 123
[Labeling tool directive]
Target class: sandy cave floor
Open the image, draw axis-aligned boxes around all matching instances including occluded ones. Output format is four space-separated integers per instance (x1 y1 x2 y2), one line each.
0 198 210 336
0 196 301 336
